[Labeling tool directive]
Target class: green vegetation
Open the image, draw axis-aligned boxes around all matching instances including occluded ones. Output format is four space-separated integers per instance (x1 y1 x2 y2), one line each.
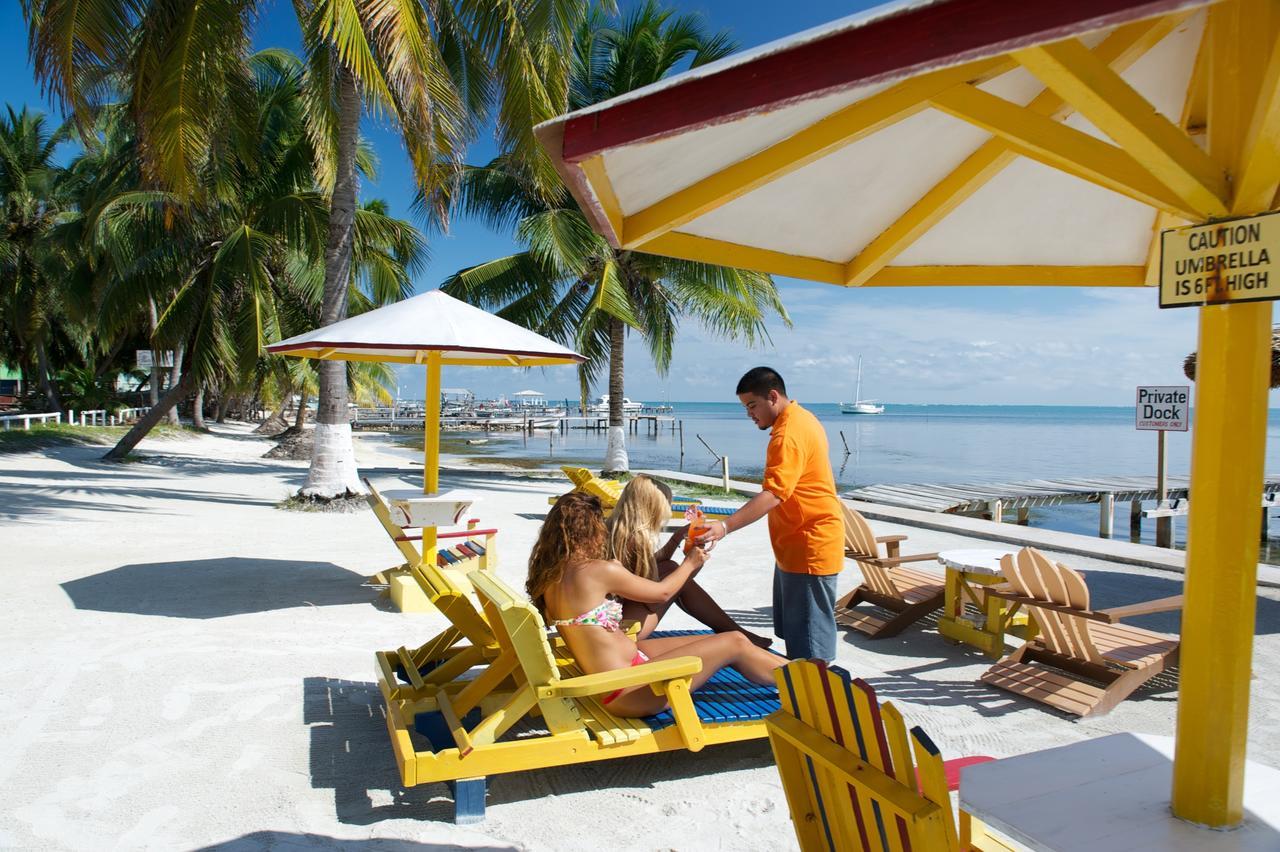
434 2 790 474
0 421 198 453
7 1 787 479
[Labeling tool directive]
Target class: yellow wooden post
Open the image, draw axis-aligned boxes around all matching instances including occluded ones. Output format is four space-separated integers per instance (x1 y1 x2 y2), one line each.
422 351 443 567
424 351 442 494
1172 301 1270 827
1173 1 1279 826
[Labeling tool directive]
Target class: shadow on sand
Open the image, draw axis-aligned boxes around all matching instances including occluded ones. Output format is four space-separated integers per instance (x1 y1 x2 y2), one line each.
194 832 515 851
61 557 371 618
303 677 774 826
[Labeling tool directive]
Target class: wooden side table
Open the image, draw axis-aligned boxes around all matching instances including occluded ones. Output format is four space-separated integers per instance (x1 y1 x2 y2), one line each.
936 548 1030 657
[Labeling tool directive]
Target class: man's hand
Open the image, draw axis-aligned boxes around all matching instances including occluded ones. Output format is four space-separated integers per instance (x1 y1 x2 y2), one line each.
696 518 729 547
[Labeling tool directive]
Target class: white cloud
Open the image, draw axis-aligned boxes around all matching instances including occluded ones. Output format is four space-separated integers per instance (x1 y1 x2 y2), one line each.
385 287 1274 406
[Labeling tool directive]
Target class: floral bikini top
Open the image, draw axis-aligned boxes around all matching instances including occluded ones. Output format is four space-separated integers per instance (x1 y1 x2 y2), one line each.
550 596 624 632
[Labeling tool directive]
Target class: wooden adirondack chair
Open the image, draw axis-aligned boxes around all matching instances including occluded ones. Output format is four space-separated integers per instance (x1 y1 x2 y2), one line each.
380 568 781 823
980 547 1183 717
766 659 1007 851
834 504 946 638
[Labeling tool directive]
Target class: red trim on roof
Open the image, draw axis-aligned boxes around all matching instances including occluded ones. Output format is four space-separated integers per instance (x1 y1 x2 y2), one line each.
265 341 585 362
560 0 1202 162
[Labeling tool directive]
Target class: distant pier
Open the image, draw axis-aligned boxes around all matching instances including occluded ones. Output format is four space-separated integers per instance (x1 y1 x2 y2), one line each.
844 474 1280 539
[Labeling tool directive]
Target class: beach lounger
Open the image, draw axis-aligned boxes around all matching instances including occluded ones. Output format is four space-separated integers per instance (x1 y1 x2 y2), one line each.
363 477 498 611
373 559 511 706
378 567 780 823
766 659 1006 851
834 504 945 638
980 547 1182 717
547 465 699 518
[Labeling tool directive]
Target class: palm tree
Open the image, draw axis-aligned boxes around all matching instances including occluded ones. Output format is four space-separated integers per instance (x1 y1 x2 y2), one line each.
436 3 789 473
25 0 605 497
0 106 70 411
63 52 425 460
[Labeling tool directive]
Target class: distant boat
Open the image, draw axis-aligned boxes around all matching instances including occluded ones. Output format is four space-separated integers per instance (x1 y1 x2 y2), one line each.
589 395 644 413
839 357 884 415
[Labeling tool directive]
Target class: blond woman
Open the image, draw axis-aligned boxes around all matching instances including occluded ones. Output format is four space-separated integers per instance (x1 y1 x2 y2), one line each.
608 475 771 647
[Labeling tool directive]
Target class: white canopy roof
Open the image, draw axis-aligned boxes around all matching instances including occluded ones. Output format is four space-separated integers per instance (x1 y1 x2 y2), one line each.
535 0 1214 287
512 389 545 396
267 290 584 367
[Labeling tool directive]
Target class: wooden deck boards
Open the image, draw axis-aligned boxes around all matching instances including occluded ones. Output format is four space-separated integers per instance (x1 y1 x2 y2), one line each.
844 474 1280 514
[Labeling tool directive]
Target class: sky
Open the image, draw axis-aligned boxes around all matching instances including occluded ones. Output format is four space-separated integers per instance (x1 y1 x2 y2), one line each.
2 1 1261 406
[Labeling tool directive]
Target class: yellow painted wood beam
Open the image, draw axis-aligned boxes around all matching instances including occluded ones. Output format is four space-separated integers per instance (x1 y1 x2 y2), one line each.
639 232 847 284
1013 38 1229 219
864 265 1146 287
1144 21 1208 286
1231 1 1280 213
848 16 1182 286
580 155 623 240
619 56 1016 249
930 83 1204 220
1173 0 1274 829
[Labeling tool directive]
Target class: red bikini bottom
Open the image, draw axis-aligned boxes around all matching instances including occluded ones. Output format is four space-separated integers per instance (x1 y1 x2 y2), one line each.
601 650 651 705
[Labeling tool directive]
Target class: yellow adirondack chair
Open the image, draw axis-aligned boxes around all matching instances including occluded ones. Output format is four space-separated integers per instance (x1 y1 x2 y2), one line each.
373 558 512 707
547 466 696 518
766 659 1009 851
834 504 946 638
379 567 781 822
981 547 1182 717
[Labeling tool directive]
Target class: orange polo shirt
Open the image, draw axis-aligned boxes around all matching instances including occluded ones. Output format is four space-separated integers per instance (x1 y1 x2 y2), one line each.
761 402 845 575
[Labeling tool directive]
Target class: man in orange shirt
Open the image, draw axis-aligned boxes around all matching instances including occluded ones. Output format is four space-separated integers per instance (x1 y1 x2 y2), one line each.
699 367 844 661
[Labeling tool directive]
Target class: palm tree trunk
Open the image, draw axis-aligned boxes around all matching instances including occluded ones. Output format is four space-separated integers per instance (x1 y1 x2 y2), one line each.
302 62 362 498
214 391 227 423
165 342 185 425
104 372 195 461
293 388 309 430
147 297 160 407
602 318 629 474
34 338 61 412
192 381 206 430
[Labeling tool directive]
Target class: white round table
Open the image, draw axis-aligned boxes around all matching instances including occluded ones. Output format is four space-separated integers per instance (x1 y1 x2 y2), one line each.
936 548 1017 577
935 548 1022 656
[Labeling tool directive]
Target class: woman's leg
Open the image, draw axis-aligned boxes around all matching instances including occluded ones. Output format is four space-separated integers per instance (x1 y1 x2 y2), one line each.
651 559 773 647
608 632 788 717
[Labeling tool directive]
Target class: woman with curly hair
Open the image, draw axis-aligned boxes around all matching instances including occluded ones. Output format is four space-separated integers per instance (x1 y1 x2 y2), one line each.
527 492 786 718
608 476 770 647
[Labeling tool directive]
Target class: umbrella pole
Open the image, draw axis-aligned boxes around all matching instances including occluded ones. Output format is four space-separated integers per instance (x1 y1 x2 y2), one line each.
421 352 442 568
424 351 442 494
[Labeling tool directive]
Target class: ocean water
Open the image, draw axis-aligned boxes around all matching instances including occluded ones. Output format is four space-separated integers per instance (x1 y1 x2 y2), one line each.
433 402 1280 561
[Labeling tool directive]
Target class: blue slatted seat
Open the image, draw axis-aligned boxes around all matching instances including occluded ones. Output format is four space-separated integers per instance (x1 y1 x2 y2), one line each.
643 629 781 727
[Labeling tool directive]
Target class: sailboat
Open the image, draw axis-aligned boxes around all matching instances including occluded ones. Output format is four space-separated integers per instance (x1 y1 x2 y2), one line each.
839 356 884 415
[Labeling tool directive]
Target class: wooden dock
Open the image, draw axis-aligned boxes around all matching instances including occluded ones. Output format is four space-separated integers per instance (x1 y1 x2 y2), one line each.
845 474 1280 537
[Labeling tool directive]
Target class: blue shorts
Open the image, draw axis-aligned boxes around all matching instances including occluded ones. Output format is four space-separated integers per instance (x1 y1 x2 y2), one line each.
772 565 838 662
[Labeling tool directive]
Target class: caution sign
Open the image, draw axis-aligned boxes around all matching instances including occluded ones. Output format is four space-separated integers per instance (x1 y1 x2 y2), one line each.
1160 211 1280 308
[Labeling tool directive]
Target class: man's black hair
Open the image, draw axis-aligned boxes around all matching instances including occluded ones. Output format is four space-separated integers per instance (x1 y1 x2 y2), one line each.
736 367 786 397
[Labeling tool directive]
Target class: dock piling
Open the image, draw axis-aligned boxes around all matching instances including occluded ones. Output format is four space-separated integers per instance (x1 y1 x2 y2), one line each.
1099 493 1115 538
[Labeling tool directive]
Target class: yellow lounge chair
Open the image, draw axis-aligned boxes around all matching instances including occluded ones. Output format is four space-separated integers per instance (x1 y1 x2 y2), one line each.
981 547 1182 717
766 659 1008 851
378 567 781 823
834 504 946 638
547 465 698 518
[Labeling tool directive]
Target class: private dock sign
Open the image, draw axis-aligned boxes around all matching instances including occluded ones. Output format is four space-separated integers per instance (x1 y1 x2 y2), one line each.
1160 211 1280 307
1136 386 1189 431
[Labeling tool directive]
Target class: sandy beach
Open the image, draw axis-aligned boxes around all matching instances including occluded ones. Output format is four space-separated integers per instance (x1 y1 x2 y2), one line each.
1 423 1278 851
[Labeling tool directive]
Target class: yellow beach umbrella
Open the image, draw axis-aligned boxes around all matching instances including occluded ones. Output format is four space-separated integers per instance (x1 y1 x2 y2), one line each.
537 0 1279 832
267 289 584 495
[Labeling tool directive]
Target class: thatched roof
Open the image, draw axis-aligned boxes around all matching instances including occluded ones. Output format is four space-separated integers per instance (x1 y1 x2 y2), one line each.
1183 326 1280 389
